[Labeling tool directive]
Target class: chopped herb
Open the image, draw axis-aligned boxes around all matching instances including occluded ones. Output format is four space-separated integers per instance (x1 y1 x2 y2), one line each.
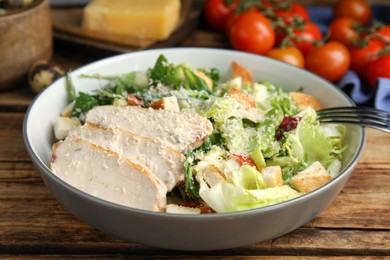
71 92 99 120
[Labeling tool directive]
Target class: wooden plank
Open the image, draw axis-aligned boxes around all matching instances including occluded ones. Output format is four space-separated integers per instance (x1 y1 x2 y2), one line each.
0 86 34 112
308 191 390 229
180 30 230 48
360 128 390 164
0 222 389 256
0 164 388 243
0 162 41 180
2 257 389 260
343 164 390 193
0 113 30 162
0 155 388 244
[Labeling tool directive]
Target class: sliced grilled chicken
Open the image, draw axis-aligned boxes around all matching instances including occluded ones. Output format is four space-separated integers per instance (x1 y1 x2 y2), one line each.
67 123 184 191
85 105 213 153
50 139 167 212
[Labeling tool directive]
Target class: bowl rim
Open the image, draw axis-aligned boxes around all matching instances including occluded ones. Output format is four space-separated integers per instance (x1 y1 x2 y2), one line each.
23 47 366 219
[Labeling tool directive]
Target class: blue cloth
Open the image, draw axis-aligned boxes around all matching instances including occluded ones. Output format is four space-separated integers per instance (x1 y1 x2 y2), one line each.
307 5 390 111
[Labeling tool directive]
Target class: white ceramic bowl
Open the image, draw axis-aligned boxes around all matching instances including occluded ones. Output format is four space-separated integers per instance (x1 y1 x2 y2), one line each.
23 48 366 251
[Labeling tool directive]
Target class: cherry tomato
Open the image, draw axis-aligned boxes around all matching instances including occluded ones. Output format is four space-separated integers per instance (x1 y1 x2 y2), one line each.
224 5 261 34
333 0 371 26
374 24 390 44
276 21 323 55
366 54 390 88
230 154 256 167
349 39 385 77
266 47 305 68
274 3 310 24
305 41 351 82
204 0 237 31
329 17 359 47
229 10 275 55
127 94 144 106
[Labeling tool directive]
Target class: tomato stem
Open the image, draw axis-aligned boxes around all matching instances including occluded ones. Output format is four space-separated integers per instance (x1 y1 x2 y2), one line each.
351 20 390 48
378 45 390 57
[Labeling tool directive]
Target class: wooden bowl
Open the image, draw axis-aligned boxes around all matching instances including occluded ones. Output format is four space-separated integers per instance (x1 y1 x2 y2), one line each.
0 0 52 91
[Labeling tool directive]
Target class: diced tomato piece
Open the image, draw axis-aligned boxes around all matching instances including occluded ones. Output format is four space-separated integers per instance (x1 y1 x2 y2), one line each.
127 94 144 106
230 154 256 167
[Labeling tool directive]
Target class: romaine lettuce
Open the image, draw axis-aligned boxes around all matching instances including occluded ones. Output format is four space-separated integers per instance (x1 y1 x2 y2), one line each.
198 179 301 213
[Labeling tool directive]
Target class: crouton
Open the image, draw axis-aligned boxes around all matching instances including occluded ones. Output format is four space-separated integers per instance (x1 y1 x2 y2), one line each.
261 166 283 188
231 61 254 85
203 163 226 187
290 161 332 193
289 92 323 111
150 96 180 112
227 88 256 109
194 162 226 188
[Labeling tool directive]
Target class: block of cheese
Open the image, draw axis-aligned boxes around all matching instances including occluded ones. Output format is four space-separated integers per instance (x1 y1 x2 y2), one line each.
82 0 181 41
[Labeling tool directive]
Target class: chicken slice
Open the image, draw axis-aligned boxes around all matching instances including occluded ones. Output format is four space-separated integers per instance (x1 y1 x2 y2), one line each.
50 139 167 212
67 123 184 191
85 105 213 153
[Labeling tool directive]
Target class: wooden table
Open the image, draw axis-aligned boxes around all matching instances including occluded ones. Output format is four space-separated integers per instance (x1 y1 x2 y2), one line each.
1 6 390 258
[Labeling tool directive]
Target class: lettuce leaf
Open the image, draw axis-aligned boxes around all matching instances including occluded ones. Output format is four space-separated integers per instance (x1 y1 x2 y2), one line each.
229 165 266 190
149 54 211 94
268 107 345 182
198 180 301 213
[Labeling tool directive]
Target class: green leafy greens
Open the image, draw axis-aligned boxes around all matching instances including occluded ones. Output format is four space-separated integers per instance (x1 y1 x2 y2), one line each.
64 54 346 213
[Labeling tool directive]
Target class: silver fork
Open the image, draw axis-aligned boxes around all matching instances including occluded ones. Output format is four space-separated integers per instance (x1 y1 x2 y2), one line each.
317 106 390 133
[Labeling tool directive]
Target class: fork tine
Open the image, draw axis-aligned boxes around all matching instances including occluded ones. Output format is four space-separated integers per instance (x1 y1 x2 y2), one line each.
318 116 389 127
317 106 390 133
317 113 389 124
317 106 390 118
318 119 389 132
